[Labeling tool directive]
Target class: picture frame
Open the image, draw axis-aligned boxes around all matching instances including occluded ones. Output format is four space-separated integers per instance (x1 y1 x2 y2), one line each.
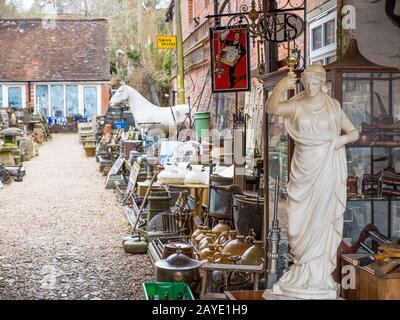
210 25 251 93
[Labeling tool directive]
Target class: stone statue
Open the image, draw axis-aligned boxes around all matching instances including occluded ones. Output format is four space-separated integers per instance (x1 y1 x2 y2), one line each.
265 62 359 300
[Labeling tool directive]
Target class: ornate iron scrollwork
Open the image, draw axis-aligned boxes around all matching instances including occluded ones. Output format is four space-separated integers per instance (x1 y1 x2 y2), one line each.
208 0 306 77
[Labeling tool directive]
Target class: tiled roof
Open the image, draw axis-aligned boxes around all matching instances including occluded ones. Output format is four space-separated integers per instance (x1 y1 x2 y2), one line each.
0 18 110 81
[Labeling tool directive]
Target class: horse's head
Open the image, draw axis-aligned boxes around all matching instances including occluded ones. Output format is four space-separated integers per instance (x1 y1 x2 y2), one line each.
109 82 129 107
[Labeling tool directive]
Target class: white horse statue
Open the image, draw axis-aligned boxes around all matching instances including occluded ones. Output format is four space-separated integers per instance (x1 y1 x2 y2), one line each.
109 83 191 130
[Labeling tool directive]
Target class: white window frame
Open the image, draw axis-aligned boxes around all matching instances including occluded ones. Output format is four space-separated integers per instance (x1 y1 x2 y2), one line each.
310 53 337 66
309 10 337 61
33 83 103 117
0 84 26 109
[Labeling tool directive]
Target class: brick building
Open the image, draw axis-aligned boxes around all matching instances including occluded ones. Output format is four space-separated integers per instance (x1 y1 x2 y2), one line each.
166 0 335 129
0 18 110 118
167 0 398 129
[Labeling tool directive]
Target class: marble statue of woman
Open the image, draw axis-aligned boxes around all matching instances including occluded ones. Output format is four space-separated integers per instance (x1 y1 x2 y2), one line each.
265 62 359 299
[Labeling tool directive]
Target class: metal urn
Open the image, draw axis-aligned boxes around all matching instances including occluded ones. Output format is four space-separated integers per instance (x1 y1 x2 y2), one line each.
155 250 202 292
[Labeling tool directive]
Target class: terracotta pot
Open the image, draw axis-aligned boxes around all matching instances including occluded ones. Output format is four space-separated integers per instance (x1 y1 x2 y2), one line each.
214 231 229 247
199 235 214 251
191 225 204 243
220 230 237 248
240 241 264 266
212 220 230 233
213 251 232 264
161 242 195 259
194 227 209 248
221 235 251 257
200 244 218 261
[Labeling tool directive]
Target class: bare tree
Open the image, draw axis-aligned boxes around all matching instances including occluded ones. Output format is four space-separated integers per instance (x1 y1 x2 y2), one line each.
0 0 19 18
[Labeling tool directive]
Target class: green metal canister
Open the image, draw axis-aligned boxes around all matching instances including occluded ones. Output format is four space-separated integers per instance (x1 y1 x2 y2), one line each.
194 112 211 142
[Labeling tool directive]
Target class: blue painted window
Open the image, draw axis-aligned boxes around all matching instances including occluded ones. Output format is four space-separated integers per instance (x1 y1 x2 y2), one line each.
51 85 64 117
66 85 79 116
84 87 97 119
8 87 22 108
36 85 49 116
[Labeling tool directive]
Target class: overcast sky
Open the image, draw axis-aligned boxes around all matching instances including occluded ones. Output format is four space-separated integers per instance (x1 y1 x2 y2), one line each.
10 0 35 11
156 0 171 9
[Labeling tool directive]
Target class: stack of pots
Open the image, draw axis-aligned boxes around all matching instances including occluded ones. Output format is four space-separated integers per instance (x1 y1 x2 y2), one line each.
191 220 265 265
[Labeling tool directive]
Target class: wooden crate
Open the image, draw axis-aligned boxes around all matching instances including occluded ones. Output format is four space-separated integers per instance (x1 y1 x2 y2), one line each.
341 254 400 300
225 290 265 300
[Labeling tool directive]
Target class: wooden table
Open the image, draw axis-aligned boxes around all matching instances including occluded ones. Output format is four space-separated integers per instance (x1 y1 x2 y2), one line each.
341 254 400 300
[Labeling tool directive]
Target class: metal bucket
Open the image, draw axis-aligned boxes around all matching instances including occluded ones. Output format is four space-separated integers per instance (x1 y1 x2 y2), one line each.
148 191 172 222
208 175 233 220
233 195 264 239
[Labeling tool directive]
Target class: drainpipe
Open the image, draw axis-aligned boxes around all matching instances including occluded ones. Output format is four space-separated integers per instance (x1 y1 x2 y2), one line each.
175 0 186 104
214 0 220 126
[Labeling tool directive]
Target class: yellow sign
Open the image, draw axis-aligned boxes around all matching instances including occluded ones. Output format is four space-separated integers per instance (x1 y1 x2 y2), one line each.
157 35 177 49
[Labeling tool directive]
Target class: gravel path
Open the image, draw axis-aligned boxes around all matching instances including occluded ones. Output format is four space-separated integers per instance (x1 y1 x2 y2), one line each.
0 134 154 300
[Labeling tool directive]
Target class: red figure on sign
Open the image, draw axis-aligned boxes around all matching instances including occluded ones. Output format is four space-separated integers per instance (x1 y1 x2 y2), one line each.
210 26 251 93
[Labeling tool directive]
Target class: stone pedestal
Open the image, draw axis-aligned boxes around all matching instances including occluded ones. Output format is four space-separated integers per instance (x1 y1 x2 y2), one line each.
263 287 343 300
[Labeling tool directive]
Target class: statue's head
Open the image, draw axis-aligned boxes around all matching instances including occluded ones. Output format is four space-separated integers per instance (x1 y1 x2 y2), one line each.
109 81 129 107
301 62 327 97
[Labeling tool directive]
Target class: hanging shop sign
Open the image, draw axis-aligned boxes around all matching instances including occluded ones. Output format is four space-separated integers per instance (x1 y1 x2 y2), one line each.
260 13 305 43
157 35 177 49
210 25 251 93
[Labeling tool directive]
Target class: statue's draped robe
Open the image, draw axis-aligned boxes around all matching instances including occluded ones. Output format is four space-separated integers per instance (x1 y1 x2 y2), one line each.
276 92 347 292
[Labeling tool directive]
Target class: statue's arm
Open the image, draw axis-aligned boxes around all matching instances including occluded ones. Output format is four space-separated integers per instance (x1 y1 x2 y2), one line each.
335 103 360 150
265 73 297 117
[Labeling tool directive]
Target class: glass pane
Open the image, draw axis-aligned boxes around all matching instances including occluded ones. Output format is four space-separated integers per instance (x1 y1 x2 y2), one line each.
392 201 400 242
0 86 3 107
343 201 372 245
312 26 322 51
343 73 373 79
374 201 389 237
326 55 336 64
84 87 97 118
372 80 389 124
268 90 288 235
66 85 79 117
394 148 400 173
393 78 400 122
312 59 324 65
342 79 371 131
36 85 49 117
346 148 372 196
324 19 335 46
373 147 391 174
50 85 65 117
8 87 22 108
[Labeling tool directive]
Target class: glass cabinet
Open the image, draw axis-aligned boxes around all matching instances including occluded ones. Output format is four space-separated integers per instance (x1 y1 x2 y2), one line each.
326 39 400 246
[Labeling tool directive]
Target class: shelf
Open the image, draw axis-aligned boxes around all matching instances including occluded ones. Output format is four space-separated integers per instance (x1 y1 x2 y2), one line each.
347 145 400 149
348 197 400 202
